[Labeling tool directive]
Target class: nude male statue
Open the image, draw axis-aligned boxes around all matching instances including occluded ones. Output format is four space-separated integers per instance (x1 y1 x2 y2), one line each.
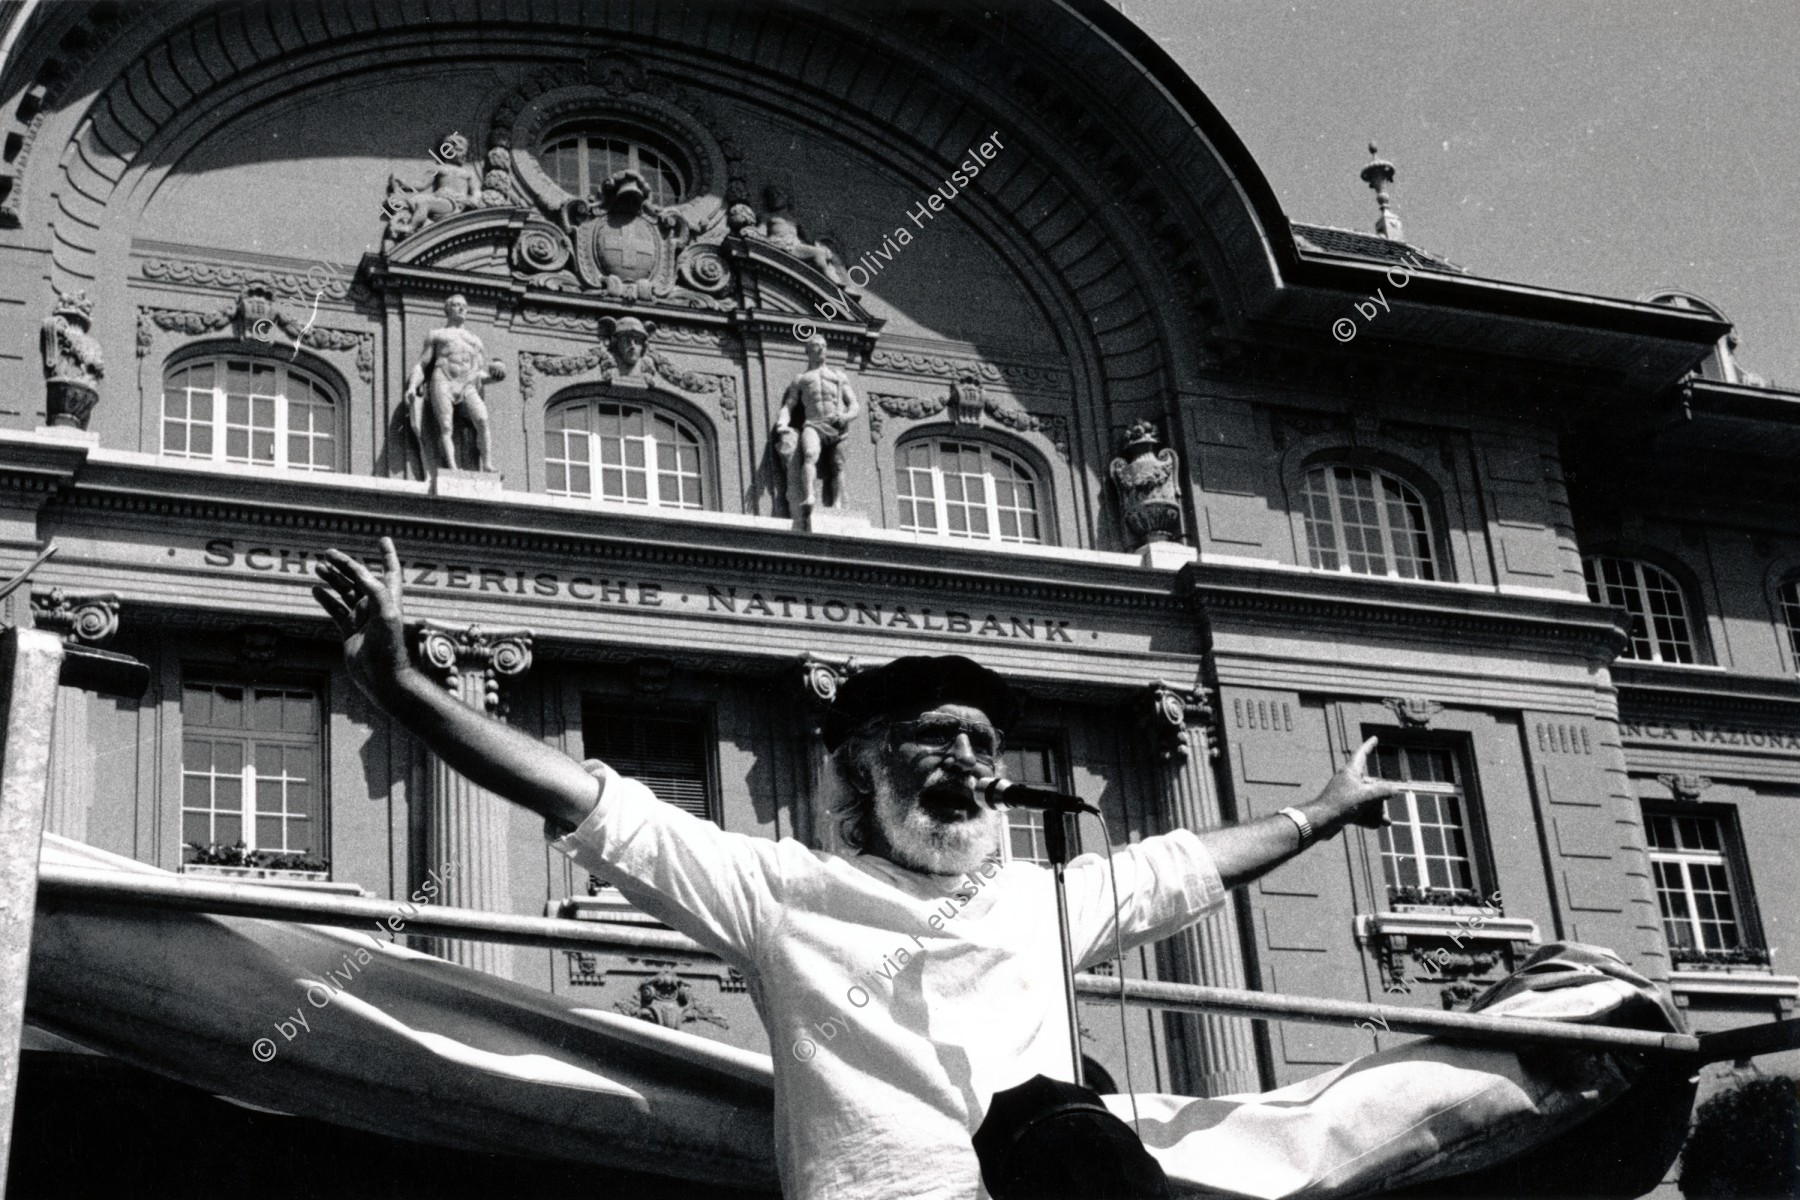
778 334 860 512
405 293 506 474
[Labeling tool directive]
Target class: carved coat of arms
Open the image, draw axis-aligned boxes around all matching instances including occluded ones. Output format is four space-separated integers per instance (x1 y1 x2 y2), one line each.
567 169 680 287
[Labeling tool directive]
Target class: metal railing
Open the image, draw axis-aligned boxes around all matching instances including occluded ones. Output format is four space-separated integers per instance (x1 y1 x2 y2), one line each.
39 862 1748 1059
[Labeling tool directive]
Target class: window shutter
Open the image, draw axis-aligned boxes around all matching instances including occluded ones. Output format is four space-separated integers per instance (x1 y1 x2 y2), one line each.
583 707 715 822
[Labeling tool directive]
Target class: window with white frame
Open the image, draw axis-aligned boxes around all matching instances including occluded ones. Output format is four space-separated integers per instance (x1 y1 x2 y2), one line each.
1582 556 1699 664
540 122 688 206
546 398 707 510
162 358 338 472
1778 579 1800 667
999 740 1074 866
181 681 325 866
1369 742 1485 905
1643 808 1758 956
1300 464 1438 580
897 439 1046 544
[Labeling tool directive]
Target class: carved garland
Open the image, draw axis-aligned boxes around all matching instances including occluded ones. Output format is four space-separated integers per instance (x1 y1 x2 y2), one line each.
866 392 1068 459
141 259 367 304
135 306 374 383
518 350 735 419
868 349 1066 393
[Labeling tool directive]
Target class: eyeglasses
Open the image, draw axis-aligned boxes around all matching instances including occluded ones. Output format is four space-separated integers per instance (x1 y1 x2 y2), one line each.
887 716 1004 760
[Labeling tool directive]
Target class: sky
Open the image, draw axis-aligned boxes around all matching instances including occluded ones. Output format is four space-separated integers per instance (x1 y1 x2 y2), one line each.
1117 1 1800 386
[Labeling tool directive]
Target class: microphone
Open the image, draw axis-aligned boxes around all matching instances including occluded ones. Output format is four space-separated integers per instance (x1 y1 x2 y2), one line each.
966 775 1099 815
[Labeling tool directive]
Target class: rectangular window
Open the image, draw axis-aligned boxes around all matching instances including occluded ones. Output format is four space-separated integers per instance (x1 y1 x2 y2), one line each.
1643 807 1761 958
999 739 1075 866
1368 740 1486 905
181 680 326 868
582 700 718 823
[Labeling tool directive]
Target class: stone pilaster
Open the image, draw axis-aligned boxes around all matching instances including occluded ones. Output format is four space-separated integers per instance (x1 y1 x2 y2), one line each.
1142 682 1262 1097
30 589 120 844
795 653 857 851
415 620 533 976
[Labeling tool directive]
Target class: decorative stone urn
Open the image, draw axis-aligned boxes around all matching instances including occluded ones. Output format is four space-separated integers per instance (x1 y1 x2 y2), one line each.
41 286 104 430
1108 420 1183 547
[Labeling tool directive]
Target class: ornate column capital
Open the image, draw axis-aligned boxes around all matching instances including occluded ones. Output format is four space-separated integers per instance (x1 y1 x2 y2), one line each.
415 620 534 714
29 589 119 645
798 653 857 704
796 652 862 737
1140 681 1214 761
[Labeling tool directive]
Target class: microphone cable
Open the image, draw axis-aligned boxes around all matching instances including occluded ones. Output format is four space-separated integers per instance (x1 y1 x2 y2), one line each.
1084 810 1140 1135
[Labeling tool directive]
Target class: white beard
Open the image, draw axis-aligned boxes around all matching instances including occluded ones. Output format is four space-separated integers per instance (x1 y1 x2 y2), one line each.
870 774 1000 876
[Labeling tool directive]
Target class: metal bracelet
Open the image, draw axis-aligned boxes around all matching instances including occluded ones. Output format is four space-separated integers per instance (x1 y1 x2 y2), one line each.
1277 806 1315 848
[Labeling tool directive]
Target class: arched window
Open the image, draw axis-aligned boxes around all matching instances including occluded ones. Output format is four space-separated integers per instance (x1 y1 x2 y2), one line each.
897 439 1047 544
1780 580 1800 667
162 357 338 472
1300 464 1437 579
540 122 687 205
545 398 707 510
1583 556 1699 664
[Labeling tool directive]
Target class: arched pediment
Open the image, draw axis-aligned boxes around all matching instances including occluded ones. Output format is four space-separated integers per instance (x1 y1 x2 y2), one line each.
376 202 882 353
11 0 1297 417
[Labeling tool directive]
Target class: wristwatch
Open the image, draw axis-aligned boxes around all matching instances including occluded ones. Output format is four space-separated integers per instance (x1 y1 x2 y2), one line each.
1277 806 1315 849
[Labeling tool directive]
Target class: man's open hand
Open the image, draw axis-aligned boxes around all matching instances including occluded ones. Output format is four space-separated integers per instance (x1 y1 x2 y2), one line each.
1311 737 1402 835
312 537 415 704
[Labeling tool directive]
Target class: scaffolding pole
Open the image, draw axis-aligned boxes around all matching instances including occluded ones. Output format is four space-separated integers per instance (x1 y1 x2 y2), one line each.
37 865 1786 1061
0 629 66 1193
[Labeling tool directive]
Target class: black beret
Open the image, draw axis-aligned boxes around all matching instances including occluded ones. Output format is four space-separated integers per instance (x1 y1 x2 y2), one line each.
822 655 1020 752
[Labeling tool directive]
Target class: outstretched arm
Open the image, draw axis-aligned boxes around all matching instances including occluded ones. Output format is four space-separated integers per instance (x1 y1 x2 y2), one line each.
1200 737 1401 890
313 539 599 831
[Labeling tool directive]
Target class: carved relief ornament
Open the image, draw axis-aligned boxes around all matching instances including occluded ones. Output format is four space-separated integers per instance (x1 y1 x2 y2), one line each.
1139 681 1214 761
1657 773 1713 802
134 289 373 382
865 387 1068 458
1382 697 1444 728
1109 421 1183 548
517 321 737 418
30 589 119 644
415 620 534 716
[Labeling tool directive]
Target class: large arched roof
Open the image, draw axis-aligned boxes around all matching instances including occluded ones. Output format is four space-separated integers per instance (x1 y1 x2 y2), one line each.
0 0 1726 394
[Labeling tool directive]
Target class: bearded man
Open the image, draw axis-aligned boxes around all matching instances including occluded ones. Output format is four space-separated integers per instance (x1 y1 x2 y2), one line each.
311 539 1408 1199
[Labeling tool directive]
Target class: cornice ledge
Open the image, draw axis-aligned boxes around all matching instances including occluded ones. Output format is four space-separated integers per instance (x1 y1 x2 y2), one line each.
0 430 93 490
48 467 1187 615
1614 663 1800 716
1179 562 1628 654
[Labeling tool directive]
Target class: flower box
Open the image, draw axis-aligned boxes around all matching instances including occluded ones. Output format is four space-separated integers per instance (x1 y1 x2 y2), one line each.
181 862 330 883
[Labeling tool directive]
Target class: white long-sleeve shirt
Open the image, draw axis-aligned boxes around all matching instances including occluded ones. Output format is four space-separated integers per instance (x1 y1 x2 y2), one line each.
551 760 1225 1200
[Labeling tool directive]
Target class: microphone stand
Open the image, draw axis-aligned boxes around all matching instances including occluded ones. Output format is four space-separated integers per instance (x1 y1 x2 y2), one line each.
1042 808 1085 1089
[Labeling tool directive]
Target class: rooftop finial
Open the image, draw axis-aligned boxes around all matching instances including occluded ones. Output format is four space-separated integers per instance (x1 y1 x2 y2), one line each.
1359 143 1404 242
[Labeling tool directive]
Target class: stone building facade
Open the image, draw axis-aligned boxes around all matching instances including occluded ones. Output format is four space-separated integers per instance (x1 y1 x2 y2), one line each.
0 0 1792 1171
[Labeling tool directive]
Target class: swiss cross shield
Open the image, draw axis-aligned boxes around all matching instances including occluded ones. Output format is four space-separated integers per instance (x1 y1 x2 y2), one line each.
577 212 666 286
